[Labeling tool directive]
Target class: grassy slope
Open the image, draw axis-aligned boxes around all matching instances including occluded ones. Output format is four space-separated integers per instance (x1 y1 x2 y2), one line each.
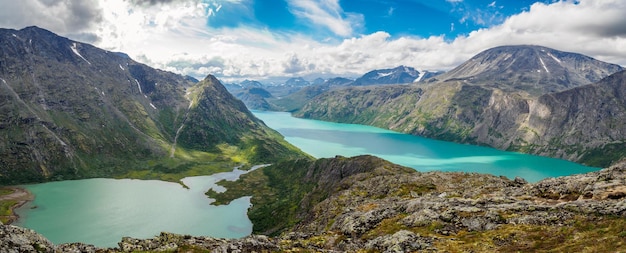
207 155 415 236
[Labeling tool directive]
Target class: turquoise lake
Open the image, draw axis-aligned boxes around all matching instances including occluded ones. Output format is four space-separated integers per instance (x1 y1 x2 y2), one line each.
15 167 263 248
253 110 598 183
15 111 598 247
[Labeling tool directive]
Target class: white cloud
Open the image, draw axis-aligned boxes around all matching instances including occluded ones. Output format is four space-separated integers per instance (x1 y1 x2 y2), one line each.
0 0 102 41
455 0 626 64
92 0 626 81
0 0 625 83
286 0 363 37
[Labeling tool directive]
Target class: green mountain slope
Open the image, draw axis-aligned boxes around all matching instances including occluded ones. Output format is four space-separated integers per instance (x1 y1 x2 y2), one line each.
0 27 304 184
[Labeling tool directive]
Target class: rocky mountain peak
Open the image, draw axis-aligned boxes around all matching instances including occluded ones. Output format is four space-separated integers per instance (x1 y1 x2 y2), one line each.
353 65 422 86
431 45 623 94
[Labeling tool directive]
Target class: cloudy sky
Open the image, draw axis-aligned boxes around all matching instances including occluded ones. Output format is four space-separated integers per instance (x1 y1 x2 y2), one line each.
1 0 625 82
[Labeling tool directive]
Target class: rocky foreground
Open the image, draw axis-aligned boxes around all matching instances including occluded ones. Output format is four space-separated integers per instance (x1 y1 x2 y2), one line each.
2 156 626 252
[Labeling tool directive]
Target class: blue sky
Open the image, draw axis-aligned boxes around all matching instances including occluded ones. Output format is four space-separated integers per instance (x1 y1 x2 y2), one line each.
0 0 624 82
209 0 548 40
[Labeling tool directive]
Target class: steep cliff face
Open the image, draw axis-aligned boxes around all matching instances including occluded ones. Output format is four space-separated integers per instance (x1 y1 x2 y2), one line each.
0 27 303 184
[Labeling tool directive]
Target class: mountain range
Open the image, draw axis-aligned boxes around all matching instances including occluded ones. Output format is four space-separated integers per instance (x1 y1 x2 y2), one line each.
294 45 625 167
353 65 439 86
2 27 626 252
231 66 440 111
0 26 303 184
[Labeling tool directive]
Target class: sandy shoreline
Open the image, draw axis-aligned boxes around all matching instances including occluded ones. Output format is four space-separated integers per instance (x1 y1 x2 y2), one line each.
0 186 34 224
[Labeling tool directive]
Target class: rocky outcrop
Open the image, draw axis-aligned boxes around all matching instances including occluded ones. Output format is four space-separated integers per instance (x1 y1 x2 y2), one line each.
3 156 626 252
0 225 54 253
209 155 626 252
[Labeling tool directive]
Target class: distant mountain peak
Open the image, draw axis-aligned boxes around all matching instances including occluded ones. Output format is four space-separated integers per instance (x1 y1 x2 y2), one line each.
285 77 310 87
431 45 623 94
353 65 421 86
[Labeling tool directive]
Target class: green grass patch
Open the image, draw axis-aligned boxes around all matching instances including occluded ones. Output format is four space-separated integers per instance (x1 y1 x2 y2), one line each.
0 200 17 216
0 189 13 196
362 214 409 240
0 200 18 224
579 142 626 168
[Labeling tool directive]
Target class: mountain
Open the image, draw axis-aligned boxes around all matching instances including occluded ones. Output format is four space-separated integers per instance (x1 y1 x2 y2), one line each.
240 79 264 88
223 79 263 93
0 26 303 184
295 45 626 167
233 87 276 110
311 77 325 85
264 77 356 112
324 77 353 86
429 45 624 94
419 70 444 81
353 66 425 86
284 77 310 87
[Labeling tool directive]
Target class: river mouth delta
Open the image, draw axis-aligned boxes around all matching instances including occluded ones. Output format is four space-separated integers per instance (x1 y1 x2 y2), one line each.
13 111 598 247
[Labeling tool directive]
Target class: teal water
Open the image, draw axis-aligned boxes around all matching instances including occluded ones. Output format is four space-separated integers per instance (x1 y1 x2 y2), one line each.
15 166 265 248
253 110 598 182
15 111 598 247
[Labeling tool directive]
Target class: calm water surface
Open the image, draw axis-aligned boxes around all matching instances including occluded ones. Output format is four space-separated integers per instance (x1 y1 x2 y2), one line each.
253 110 598 182
16 111 598 247
15 166 265 247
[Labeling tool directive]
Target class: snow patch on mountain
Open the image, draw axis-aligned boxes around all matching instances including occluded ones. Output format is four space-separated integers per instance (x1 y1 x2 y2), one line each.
71 43 91 65
539 57 549 73
547 52 562 63
377 72 394 78
414 71 427 82
134 79 143 93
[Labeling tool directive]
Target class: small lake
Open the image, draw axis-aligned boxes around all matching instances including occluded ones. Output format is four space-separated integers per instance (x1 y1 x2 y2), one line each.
15 166 265 248
253 110 598 182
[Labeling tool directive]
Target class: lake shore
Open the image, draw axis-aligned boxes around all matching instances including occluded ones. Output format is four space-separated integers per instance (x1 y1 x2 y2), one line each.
0 186 34 224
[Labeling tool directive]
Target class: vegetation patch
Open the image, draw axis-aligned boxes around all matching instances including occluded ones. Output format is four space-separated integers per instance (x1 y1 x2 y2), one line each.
435 215 626 252
579 142 626 168
207 158 317 235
